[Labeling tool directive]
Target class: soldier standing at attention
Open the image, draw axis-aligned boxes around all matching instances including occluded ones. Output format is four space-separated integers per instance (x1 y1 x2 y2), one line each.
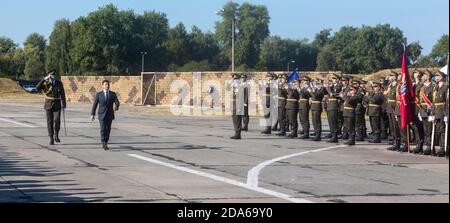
385 71 401 151
240 73 250 131
379 77 390 140
432 71 448 157
276 74 289 136
339 76 351 139
261 73 274 135
310 78 328 141
324 74 342 143
366 83 384 143
417 71 435 155
35 70 67 145
412 70 425 154
298 76 312 139
353 79 367 142
341 84 361 146
286 79 300 138
227 73 244 140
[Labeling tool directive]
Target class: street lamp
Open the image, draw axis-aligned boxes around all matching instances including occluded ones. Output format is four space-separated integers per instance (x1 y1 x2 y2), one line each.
216 8 235 72
287 60 295 73
141 52 148 73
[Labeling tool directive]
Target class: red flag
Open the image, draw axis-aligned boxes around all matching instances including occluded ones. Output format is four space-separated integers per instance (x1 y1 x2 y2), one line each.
399 47 414 129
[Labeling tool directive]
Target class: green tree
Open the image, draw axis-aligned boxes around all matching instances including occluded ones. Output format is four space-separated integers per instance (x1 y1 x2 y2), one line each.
407 41 422 66
429 34 449 66
214 2 270 70
312 29 332 49
0 36 18 77
316 44 336 71
24 46 45 80
167 23 190 66
46 19 73 76
188 26 220 65
135 11 170 72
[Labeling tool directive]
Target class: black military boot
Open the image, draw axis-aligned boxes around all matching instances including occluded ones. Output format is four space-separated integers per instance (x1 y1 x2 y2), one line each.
261 127 271 135
436 148 445 157
399 142 408 153
276 131 286 136
299 130 304 135
49 136 55 145
380 132 388 140
299 130 310 139
311 132 321 142
356 132 365 142
325 133 332 139
230 131 241 140
54 133 61 143
412 143 423 154
346 135 355 146
327 133 339 143
423 145 432 155
242 126 248 131
369 134 381 143
341 132 349 140
287 132 297 138
388 140 400 151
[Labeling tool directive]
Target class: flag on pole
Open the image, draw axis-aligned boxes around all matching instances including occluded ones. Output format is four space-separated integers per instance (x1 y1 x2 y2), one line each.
399 46 414 129
288 71 300 83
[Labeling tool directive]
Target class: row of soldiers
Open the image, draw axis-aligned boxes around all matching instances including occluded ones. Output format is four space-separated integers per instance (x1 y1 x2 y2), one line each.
229 70 448 158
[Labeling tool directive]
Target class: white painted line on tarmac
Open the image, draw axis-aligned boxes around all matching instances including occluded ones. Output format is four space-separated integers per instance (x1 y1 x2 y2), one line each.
0 118 37 128
128 153 313 203
247 145 347 188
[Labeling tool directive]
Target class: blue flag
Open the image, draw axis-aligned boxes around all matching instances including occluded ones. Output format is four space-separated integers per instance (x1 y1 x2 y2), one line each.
288 71 300 83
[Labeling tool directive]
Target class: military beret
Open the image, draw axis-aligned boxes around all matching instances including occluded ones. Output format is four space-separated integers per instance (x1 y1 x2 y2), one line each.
240 73 248 79
232 73 240 79
315 77 324 83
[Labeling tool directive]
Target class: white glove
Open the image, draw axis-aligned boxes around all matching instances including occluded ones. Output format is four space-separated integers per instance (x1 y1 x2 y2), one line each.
44 75 51 80
418 114 422 122
428 116 435 122
444 116 448 123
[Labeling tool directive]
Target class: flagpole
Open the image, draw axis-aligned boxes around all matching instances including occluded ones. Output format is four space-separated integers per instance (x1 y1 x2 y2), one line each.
406 125 410 153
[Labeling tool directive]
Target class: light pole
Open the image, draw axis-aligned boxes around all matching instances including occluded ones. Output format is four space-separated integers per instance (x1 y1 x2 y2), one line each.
216 8 235 72
287 60 295 73
141 52 148 73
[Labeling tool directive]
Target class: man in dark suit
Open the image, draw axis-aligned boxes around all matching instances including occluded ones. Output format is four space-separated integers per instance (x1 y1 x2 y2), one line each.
36 70 67 145
90 80 120 150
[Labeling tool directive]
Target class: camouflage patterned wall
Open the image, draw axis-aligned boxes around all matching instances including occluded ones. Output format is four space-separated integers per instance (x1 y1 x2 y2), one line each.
62 71 338 108
61 76 142 104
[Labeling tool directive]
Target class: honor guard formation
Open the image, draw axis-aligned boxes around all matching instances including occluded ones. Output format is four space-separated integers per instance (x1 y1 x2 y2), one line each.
227 70 449 159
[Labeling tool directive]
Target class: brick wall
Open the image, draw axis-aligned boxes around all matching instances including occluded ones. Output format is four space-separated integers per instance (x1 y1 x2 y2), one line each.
61 76 141 104
62 71 338 108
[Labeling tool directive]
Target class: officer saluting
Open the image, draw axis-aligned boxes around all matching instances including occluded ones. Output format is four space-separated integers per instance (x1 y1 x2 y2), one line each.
341 84 361 145
310 78 327 141
35 70 67 145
